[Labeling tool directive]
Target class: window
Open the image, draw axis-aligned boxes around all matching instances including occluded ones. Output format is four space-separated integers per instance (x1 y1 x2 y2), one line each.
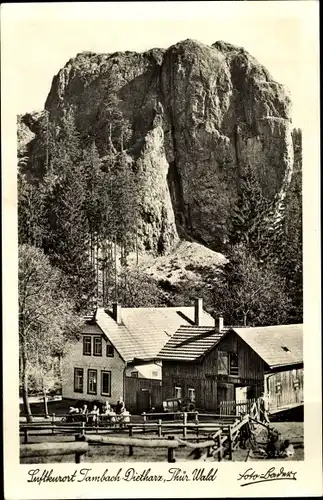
106 343 114 357
131 371 138 378
218 351 229 375
188 387 196 402
93 336 102 356
281 345 290 352
229 352 239 376
174 386 182 398
83 336 91 356
74 368 83 393
87 369 97 395
101 371 111 396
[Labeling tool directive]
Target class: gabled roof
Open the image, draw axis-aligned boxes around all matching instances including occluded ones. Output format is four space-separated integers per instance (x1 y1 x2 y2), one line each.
233 324 303 368
95 306 215 362
157 323 303 368
158 325 223 361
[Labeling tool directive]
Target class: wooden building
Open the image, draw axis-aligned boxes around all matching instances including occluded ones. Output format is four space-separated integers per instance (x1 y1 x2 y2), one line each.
158 324 303 413
61 299 214 413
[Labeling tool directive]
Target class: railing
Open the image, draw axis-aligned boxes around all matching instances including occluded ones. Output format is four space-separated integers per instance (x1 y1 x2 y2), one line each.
20 419 235 443
76 430 226 462
20 441 88 463
19 411 242 444
219 398 258 416
20 411 252 462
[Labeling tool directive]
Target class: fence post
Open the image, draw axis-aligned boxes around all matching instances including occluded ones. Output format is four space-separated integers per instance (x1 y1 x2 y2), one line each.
217 433 223 461
143 413 146 434
52 413 55 435
75 452 82 464
158 419 162 438
81 421 85 436
24 428 28 444
228 425 233 460
128 426 134 456
183 412 187 438
167 436 176 463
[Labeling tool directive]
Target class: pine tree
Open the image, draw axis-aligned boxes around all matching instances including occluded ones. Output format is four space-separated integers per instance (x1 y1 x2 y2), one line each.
212 243 292 327
228 164 270 254
18 172 45 246
42 112 97 311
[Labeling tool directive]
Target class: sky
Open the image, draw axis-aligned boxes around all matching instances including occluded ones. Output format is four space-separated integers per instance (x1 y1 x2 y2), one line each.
1 2 319 128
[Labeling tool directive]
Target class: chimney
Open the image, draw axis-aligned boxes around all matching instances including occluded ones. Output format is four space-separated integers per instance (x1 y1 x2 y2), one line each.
112 303 122 325
194 298 203 326
218 315 224 332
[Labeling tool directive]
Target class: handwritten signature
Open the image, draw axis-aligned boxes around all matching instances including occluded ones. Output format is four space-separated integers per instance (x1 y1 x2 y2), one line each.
237 467 297 487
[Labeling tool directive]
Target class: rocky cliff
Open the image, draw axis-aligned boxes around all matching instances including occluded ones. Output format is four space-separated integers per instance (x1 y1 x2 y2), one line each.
19 39 295 253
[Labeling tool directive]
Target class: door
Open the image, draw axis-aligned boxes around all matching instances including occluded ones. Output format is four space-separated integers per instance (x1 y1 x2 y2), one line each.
136 389 151 413
235 386 248 416
217 383 235 414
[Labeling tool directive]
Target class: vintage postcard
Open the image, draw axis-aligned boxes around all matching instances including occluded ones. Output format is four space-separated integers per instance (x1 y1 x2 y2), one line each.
2 1 321 498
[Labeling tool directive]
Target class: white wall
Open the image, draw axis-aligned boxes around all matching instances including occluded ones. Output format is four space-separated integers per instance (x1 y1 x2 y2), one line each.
62 325 125 404
125 362 162 380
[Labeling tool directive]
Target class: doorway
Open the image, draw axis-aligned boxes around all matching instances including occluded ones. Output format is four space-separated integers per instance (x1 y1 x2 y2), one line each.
217 383 235 414
136 389 151 413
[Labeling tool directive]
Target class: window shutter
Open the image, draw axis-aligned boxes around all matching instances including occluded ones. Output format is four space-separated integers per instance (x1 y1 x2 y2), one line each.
218 351 228 374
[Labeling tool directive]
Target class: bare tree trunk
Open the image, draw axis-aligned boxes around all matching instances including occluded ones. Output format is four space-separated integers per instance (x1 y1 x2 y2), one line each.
21 337 33 422
90 233 93 267
46 111 49 170
114 238 117 302
243 312 247 327
102 243 105 306
43 384 49 419
136 226 139 267
96 236 99 301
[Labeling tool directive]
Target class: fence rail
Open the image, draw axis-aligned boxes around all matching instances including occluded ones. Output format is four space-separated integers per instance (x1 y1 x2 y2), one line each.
20 441 88 463
219 398 258 416
20 411 252 463
75 432 224 462
19 419 236 444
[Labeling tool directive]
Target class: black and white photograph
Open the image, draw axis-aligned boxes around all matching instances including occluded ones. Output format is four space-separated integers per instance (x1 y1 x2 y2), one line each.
2 1 321 498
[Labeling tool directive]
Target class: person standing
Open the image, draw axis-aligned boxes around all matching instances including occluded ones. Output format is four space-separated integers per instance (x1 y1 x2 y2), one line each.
260 392 270 423
116 397 125 415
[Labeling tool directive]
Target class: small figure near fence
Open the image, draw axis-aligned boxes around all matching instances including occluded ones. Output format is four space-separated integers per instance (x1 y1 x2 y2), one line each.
259 392 270 423
88 405 100 425
81 404 88 415
103 401 111 414
116 397 125 415
62 407 86 423
118 407 130 427
68 406 79 414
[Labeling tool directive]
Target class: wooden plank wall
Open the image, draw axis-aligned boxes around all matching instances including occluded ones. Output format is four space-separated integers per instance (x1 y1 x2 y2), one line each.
125 377 162 414
207 331 265 384
266 368 304 409
162 331 266 411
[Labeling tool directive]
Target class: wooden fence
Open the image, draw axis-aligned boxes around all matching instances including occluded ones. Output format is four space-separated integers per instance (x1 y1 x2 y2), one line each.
20 410 239 442
20 412 250 462
20 441 88 463
219 398 258 416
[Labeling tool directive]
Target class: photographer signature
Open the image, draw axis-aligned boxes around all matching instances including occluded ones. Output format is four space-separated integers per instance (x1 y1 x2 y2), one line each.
237 467 297 487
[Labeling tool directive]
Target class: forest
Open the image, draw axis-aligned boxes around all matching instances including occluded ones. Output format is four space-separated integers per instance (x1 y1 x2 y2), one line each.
18 107 302 415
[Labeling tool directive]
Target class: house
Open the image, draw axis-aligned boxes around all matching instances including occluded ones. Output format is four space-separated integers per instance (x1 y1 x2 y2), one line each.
61 299 214 413
234 325 303 412
158 323 303 413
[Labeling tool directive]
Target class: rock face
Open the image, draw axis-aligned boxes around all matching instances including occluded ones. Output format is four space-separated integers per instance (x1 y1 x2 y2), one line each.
20 39 294 253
